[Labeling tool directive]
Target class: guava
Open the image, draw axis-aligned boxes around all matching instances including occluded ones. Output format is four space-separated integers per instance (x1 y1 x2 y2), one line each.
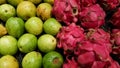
0 55 19 68
6 17 25 38
22 51 42 68
43 18 62 36
18 33 37 53
38 34 57 53
43 51 64 68
0 24 7 37
0 35 18 55
43 0 54 5
0 0 6 5
25 17 43 35
37 3 52 21
26 0 42 5
0 4 16 22
7 0 24 7
17 1 36 20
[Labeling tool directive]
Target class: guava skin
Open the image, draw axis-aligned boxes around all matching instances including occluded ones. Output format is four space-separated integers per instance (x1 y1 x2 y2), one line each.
0 36 18 55
17 1 36 20
25 17 43 35
18 33 37 53
0 55 19 68
22 51 42 68
0 4 16 22
6 17 25 38
38 34 57 53
43 51 64 68
37 3 52 21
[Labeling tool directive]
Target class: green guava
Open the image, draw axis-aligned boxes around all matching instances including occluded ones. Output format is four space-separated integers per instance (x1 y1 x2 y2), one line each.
43 51 64 68
6 17 25 38
22 51 42 68
17 1 36 20
0 35 18 55
18 33 37 53
0 4 16 22
37 3 52 21
26 0 42 5
25 17 43 35
38 34 57 53
0 55 19 68
43 18 62 36
7 0 24 7
0 0 6 5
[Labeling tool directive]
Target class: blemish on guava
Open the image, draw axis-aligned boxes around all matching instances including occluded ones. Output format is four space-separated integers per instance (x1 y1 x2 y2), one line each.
53 57 59 64
5 10 8 13
52 39 54 42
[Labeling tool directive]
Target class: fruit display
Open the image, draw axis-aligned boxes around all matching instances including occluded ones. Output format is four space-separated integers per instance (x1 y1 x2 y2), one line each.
0 0 120 68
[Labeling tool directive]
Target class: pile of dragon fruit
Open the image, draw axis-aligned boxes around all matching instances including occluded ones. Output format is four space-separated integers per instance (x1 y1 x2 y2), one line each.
52 0 120 68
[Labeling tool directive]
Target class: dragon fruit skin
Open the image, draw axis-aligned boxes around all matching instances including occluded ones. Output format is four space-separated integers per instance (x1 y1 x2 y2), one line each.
63 57 79 68
79 4 106 29
91 60 120 68
109 60 120 68
76 40 120 68
77 41 110 64
52 0 81 25
86 29 110 44
80 0 96 9
91 61 110 68
74 28 118 68
56 23 85 55
112 29 120 46
111 29 120 59
86 28 112 53
98 0 120 11
110 8 120 29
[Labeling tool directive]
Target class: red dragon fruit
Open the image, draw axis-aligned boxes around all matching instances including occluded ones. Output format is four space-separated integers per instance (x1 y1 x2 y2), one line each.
80 0 96 9
109 60 120 68
72 28 119 68
56 23 85 55
112 29 120 45
91 60 120 68
63 57 79 68
86 29 110 43
76 40 120 68
52 0 81 25
86 28 112 53
111 29 120 59
110 8 120 29
79 4 106 29
98 0 120 11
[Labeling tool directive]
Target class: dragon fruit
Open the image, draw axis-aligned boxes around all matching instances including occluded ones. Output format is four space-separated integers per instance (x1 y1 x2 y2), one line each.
86 29 110 43
76 40 119 68
63 57 79 68
111 29 120 45
72 28 117 68
52 0 81 25
91 60 120 68
80 0 96 9
109 60 120 68
56 23 85 55
110 8 120 29
86 28 112 53
79 4 106 29
111 29 120 59
97 0 120 11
